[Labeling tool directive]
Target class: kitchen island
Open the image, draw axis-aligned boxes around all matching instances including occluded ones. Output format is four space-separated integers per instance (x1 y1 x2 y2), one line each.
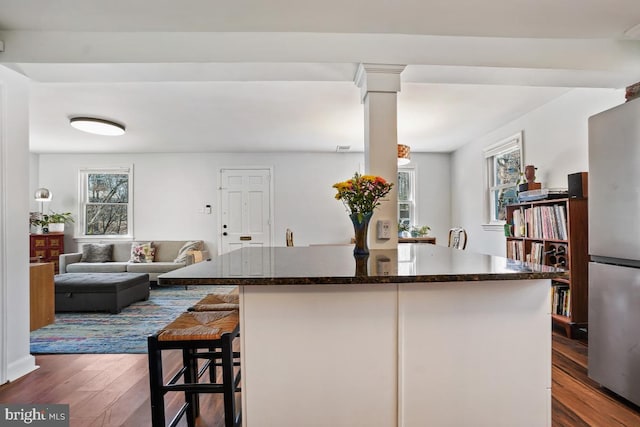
159 244 566 427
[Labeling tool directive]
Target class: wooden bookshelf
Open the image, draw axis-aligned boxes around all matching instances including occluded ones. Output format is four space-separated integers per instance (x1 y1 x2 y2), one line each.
505 198 588 338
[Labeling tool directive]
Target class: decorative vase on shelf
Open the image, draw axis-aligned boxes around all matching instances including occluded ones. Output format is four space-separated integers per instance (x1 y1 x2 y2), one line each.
354 253 369 276
48 223 65 233
350 211 372 256
333 172 393 257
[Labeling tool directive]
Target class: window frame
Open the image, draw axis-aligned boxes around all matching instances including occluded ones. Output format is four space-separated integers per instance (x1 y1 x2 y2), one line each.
397 166 416 229
482 132 523 231
77 166 134 239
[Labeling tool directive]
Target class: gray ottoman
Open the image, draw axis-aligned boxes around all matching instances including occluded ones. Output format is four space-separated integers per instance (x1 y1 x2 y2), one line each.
55 273 150 314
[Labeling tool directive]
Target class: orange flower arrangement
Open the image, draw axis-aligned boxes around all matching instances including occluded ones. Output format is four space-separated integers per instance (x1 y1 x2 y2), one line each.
333 172 393 217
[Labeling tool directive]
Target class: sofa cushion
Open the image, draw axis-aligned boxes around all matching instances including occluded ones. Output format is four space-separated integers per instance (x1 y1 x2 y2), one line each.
151 241 183 262
110 242 134 262
130 242 155 263
126 261 186 274
174 240 204 263
80 244 113 263
67 262 128 273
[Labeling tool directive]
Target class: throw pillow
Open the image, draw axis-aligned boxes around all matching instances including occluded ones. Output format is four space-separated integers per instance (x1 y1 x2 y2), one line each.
174 240 204 263
130 242 156 263
80 243 113 263
187 250 204 264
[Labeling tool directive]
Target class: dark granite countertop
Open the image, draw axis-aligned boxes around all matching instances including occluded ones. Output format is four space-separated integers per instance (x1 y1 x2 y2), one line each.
158 244 567 286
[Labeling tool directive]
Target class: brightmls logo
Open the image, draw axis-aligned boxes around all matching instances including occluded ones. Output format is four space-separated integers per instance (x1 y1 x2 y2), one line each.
0 405 68 426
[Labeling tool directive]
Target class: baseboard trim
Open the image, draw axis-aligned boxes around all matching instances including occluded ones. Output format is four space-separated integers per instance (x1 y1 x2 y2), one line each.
7 354 38 382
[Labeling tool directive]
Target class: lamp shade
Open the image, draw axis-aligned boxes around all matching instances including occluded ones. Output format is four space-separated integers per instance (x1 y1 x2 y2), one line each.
34 188 52 201
70 117 126 136
398 144 411 166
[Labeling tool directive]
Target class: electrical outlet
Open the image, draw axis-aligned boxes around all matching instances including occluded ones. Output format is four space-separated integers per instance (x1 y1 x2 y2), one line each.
377 219 391 239
376 255 391 275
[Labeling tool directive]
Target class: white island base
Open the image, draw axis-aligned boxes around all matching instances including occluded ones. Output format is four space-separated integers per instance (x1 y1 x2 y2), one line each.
239 280 551 427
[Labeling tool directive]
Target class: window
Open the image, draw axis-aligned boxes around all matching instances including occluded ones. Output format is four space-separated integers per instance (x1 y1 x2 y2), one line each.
78 167 133 237
483 132 522 225
398 168 415 229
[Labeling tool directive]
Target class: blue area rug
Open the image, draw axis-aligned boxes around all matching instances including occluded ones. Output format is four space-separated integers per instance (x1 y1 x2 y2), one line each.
30 285 236 354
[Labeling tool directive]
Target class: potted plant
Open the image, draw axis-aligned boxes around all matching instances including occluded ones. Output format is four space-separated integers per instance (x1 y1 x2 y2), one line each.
398 221 410 238
44 211 74 233
410 225 431 237
29 214 48 234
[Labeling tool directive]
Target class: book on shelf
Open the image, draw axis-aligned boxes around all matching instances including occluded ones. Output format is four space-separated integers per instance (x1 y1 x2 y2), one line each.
513 208 525 237
529 242 544 264
551 285 571 317
507 239 525 261
519 204 568 240
556 205 567 240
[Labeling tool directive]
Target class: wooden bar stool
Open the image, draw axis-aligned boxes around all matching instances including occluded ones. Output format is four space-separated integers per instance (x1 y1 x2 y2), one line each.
188 290 239 312
185 289 240 384
147 310 241 427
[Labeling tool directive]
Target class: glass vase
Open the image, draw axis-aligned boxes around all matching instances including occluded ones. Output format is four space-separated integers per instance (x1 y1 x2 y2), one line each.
350 211 373 256
354 254 369 276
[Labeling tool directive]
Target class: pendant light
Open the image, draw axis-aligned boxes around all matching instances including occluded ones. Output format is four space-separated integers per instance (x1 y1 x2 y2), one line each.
398 144 411 166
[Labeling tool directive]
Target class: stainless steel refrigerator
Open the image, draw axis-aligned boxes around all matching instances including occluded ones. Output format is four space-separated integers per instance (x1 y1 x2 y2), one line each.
588 96 640 406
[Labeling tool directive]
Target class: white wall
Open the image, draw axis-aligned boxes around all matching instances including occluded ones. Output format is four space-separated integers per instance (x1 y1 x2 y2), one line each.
411 153 451 245
0 66 36 384
451 88 624 256
37 152 451 253
29 153 40 213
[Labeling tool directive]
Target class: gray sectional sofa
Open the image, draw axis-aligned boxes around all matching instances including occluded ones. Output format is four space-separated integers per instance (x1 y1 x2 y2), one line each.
59 240 208 282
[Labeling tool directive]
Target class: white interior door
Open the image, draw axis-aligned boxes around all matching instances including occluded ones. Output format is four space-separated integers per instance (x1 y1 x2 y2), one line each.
220 168 272 255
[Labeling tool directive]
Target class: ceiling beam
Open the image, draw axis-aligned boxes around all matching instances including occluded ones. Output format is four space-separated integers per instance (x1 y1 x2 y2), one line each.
1 31 639 73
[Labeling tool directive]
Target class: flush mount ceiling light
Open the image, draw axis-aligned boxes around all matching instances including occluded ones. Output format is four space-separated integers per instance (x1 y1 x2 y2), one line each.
398 144 411 166
70 117 126 136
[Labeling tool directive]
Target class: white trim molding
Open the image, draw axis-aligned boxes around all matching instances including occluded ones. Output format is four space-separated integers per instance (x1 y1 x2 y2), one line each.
0 81 7 385
77 165 134 239
354 63 406 102
482 131 523 228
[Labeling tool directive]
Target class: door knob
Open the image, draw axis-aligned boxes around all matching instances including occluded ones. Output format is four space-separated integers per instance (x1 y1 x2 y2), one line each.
223 232 228 236
223 224 228 229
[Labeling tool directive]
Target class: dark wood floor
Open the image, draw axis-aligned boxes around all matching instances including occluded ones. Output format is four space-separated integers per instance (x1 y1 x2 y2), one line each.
551 333 640 426
1 333 639 426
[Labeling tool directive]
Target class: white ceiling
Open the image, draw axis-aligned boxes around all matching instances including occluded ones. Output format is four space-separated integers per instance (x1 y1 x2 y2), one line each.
1 0 640 154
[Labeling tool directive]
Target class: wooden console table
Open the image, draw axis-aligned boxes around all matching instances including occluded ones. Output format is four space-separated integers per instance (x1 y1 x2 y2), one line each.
29 262 55 331
399 236 436 244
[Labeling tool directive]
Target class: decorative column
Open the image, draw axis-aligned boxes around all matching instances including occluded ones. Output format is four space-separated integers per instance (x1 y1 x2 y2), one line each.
0 66 36 384
354 63 406 250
